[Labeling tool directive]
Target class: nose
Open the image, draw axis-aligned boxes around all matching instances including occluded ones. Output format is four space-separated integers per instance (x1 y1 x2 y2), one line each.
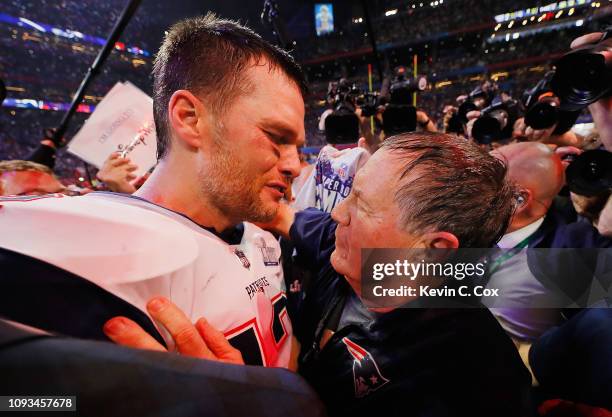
279 145 301 180
331 198 350 226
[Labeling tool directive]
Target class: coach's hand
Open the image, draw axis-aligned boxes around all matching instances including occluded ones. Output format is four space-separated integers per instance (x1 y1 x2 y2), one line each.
103 296 244 365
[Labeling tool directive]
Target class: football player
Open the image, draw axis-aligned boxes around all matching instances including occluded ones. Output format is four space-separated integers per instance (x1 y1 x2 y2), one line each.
0 14 306 369
105 132 532 416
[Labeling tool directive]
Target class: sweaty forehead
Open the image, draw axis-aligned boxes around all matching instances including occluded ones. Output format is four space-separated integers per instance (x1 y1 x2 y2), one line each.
354 150 405 198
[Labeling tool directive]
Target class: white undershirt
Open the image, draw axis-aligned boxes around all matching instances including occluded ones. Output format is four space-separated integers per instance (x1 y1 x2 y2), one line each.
497 217 545 249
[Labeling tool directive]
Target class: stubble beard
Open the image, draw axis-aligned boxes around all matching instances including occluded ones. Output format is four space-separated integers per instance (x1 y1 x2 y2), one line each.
200 132 278 225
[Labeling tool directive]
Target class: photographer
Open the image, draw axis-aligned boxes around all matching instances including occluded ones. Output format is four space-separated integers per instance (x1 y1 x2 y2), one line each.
381 67 437 137
568 31 612 238
294 79 370 213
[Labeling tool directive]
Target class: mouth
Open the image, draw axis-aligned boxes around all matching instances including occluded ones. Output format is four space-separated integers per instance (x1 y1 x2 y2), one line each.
264 181 288 198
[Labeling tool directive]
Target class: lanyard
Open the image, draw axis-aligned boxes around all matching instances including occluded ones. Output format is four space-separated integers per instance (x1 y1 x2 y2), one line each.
488 235 532 275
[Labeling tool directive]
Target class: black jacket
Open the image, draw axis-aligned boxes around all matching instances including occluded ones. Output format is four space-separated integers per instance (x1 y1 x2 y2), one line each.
289 209 532 417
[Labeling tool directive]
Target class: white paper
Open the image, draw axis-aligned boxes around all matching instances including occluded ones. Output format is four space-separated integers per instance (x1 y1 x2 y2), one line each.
68 81 157 177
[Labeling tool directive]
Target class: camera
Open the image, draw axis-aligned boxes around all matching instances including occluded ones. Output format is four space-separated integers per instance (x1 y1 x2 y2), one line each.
471 96 520 144
381 66 427 136
323 79 360 144
552 27 612 111
355 91 383 118
523 70 580 134
456 81 499 124
389 66 427 105
566 149 612 197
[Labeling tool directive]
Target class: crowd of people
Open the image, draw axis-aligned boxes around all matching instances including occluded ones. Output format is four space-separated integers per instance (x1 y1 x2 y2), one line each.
0 2 612 417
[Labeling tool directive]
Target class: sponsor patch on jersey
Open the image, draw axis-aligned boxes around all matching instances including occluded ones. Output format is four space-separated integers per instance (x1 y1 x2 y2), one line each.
234 249 251 269
342 337 390 398
256 237 279 266
245 276 271 299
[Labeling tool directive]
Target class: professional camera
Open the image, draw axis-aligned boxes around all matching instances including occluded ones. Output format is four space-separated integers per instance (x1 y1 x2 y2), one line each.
456 81 499 124
389 66 427 105
380 66 427 135
355 91 382 118
471 96 520 144
566 149 612 196
326 78 360 111
523 70 579 134
552 27 612 111
323 79 361 144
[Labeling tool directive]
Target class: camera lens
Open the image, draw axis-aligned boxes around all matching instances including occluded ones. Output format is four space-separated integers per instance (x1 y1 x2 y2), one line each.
569 55 605 97
566 149 612 196
552 43 612 111
525 101 559 130
472 115 501 145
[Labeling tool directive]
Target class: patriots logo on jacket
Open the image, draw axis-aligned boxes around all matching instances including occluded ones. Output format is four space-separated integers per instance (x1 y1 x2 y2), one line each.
342 337 390 398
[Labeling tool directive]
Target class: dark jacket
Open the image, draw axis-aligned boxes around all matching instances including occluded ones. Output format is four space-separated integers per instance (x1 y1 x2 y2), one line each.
289 209 532 417
0 319 326 417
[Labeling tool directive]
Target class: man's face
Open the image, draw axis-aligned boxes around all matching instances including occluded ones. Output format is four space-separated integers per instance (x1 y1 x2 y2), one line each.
0 170 65 196
330 149 419 295
201 63 305 224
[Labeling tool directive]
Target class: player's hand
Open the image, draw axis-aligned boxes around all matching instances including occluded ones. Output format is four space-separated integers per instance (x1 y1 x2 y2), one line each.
96 152 139 194
103 296 244 365
255 203 296 239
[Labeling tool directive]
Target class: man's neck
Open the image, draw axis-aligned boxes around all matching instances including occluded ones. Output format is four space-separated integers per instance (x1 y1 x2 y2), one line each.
135 160 236 233
505 214 546 235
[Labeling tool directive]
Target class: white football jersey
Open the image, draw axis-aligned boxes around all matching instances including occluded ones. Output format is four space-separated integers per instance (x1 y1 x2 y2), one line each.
0 192 292 368
293 144 369 213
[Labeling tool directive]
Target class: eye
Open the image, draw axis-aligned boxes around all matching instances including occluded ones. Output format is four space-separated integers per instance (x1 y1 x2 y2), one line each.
264 130 283 144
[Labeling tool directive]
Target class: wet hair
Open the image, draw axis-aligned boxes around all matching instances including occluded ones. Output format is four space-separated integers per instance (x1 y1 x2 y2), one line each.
153 13 307 159
383 132 516 247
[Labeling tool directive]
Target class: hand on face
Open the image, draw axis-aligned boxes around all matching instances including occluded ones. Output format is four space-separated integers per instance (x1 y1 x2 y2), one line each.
103 296 244 365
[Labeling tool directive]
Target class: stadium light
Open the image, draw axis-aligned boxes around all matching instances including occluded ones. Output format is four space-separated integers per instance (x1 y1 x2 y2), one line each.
508 20 514 28
494 23 501 31
568 7 575 15
575 19 584 26
555 10 563 18
522 19 528 25
385 9 398 16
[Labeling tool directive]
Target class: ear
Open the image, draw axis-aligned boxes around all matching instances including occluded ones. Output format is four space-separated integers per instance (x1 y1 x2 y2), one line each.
421 231 459 249
514 188 533 215
168 90 209 150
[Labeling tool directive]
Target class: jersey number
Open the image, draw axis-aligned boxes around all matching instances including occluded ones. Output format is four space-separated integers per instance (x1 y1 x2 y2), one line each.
225 292 289 366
